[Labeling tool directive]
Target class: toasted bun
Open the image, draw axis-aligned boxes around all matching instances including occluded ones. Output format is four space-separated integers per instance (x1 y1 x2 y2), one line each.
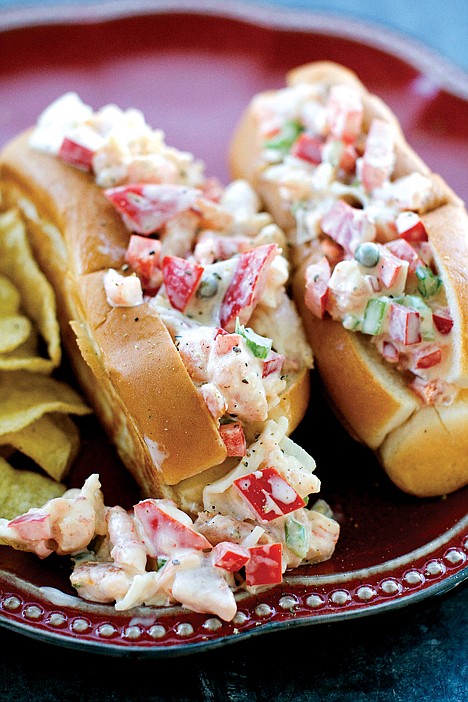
379 390 468 497
230 60 468 496
0 129 311 504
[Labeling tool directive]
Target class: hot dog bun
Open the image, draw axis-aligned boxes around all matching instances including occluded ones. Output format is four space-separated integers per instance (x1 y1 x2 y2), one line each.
0 128 311 508
230 61 468 497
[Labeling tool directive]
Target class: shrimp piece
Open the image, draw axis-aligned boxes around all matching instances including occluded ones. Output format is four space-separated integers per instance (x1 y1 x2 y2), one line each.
207 336 268 423
171 558 237 622
220 180 272 237
256 253 289 309
103 269 143 308
114 571 172 610
93 114 178 188
195 512 259 546
327 259 376 318
115 550 202 610
107 506 147 573
0 511 54 558
193 230 252 265
199 383 228 421
0 474 105 558
46 474 107 555
70 561 134 603
176 326 216 384
160 210 199 260
194 197 234 231
304 509 340 564
125 154 179 185
115 550 238 623
118 549 237 622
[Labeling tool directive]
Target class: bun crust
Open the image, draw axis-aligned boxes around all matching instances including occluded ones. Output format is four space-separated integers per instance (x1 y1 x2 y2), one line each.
230 60 468 497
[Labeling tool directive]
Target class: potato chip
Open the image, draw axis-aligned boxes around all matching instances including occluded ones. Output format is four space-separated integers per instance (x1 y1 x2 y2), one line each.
0 273 21 315
0 327 50 372
0 413 80 481
0 314 32 353
0 209 60 372
0 370 91 436
0 212 94 519
0 445 14 459
0 456 66 520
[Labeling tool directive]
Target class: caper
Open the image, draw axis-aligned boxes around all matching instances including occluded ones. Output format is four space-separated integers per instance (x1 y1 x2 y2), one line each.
196 274 219 298
354 242 380 267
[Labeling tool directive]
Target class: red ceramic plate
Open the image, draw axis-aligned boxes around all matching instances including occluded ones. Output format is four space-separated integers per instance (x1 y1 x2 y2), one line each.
0 0 467 657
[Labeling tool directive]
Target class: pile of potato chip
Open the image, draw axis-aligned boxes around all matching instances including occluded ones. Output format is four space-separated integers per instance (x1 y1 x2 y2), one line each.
0 208 91 519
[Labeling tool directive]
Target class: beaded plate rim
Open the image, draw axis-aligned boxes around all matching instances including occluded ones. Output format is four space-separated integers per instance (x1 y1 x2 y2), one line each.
1 512 466 657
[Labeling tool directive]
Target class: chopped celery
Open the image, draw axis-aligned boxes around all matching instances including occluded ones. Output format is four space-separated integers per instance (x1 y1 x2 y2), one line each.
285 516 308 559
310 498 335 520
415 264 442 298
235 318 272 359
343 313 361 331
264 120 304 154
362 298 389 335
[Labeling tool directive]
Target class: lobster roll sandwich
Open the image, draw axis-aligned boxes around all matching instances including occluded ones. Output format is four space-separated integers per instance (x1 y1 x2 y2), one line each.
0 93 317 516
229 61 468 498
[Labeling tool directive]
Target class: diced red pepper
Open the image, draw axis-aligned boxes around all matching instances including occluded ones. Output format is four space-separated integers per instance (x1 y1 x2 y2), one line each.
323 137 359 174
388 302 421 345
233 466 306 523
262 350 285 378
219 422 247 457
304 257 331 318
9 511 51 541
104 183 199 234
408 344 442 370
325 84 363 144
162 255 204 312
384 238 421 275
290 133 323 164
58 137 95 171
125 234 162 294
212 541 250 572
396 211 428 243
377 251 406 289
220 244 278 332
134 499 212 557
361 119 395 192
433 307 453 335
320 200 372 255
320 236 345 267
338 141 358 173
245 542 283 587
